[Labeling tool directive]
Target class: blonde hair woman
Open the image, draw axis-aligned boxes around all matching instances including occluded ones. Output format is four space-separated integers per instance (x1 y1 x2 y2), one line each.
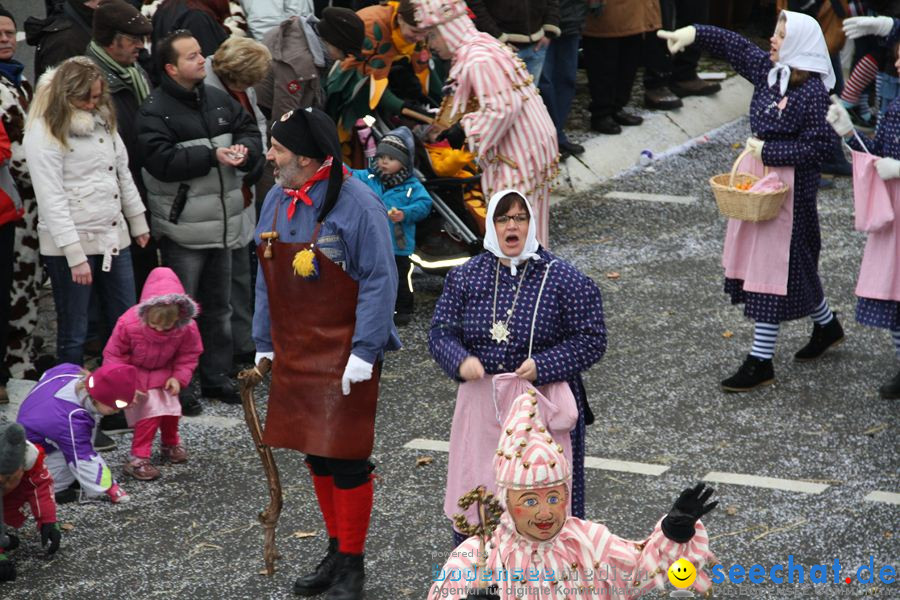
24 56 149 366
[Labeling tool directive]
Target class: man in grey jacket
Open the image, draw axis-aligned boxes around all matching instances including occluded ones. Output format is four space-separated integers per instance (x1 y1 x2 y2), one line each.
135 30 263 407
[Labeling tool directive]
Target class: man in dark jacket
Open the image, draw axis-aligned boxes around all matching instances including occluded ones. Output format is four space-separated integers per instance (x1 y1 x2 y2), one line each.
135 30 263 408
466 0 560 79
86 0 155 296
26 0 99 79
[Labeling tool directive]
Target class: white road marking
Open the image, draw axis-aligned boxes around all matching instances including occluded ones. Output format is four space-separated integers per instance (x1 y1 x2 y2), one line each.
863 491 900 505
702 471 829 494
403 438 669 475
603 191 696 205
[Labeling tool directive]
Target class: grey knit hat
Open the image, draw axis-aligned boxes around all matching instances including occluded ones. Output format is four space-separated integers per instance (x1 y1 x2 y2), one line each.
376 134 410 168
0 423 26 476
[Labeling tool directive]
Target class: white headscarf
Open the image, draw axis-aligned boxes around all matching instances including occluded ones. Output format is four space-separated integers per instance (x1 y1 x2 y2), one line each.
483 189 540 275
767 10 836 96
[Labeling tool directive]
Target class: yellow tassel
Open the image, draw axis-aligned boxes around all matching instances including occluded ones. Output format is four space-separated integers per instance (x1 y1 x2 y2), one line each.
292 248 318 279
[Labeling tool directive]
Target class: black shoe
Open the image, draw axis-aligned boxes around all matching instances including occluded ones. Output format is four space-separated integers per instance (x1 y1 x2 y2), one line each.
590 115 621 135
202 379 241 405
721 355 775 392
669 77 722 98
612 110 643 126
794 316 845 361
93 429 117 452
54 481 81 505
559 140 585 156
293 538 339 596
644 87 683 110
100 412 132 434
325 553 365 600
394 312 412 327
180 381 203 416
879 369 900 399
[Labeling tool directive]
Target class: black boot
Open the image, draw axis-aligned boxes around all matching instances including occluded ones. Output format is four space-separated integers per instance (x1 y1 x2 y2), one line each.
326 553 365 600
721 355 775 392
293 538 339 596
880 369 900 399
794 316 845 361
180 379 203 416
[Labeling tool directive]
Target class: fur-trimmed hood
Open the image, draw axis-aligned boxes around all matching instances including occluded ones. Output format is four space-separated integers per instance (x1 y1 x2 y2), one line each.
136 267 199 328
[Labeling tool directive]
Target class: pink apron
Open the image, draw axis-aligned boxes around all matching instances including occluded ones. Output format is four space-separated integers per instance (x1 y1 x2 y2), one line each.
444 373 577 525
124 388 181 426
721 154 796 295
851 150 900 301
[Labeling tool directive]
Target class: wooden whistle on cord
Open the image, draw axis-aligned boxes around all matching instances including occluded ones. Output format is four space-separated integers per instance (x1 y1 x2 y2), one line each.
260 231 279 258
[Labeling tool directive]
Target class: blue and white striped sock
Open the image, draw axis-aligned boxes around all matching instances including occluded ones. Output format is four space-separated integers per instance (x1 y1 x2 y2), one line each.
809 299 834 325
892 327 900 359
750 322 780 360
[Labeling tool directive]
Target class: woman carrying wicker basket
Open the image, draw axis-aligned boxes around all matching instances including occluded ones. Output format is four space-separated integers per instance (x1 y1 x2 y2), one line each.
658 11 845 392
827 14 900 399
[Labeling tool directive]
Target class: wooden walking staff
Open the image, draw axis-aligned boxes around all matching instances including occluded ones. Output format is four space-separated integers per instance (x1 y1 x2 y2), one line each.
453 486 503 589
237 357 282 575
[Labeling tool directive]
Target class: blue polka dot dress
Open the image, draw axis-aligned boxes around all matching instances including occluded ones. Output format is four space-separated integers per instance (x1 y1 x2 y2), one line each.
429 249 607 521
847 97 900 330
696 25 837 323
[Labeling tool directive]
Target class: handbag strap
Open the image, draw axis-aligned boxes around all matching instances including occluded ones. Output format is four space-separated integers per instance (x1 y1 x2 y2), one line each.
527 260 556 359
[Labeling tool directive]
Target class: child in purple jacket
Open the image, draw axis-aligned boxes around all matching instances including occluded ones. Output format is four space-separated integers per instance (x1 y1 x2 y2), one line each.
16 363 138 504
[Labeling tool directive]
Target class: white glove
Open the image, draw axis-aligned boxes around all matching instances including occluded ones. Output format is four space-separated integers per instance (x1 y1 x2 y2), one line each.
875 157 900 180
657 26 696 54
826 96 854 137
341 353 373 395
745 137 764 160
255 352 274 365
842 16 894 40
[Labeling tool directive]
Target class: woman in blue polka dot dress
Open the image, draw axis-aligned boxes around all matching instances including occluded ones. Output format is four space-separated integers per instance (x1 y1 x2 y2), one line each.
829 14 900 399
429 190 606 547
659 11 846 392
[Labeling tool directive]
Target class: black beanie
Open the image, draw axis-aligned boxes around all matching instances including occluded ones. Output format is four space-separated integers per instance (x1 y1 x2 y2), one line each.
318 7 365 55
0 4 15 26
271 107 345 221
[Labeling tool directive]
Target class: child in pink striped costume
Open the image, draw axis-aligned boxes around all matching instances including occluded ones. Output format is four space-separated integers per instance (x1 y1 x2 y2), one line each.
429 392 718 599
103 267 203 481
413 0 559 247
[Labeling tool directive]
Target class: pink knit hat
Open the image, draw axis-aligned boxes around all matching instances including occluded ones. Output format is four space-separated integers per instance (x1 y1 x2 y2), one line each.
412 0 469 28
86 363 137 409
494 389 570 490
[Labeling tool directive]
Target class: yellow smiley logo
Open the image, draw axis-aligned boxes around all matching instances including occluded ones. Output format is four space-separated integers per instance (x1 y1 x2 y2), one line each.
667 558 697 589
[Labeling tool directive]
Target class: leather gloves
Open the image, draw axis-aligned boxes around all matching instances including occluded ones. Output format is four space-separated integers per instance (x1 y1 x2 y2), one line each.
41 522 61 555
342 354 374 395
436 122 466 149
661 482 718 543
657 26 697 54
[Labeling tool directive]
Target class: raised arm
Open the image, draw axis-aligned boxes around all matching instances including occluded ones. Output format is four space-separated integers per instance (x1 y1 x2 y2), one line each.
692 25 771 86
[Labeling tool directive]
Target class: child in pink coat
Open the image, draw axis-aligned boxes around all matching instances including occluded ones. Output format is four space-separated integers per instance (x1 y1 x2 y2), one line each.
103 267 203 480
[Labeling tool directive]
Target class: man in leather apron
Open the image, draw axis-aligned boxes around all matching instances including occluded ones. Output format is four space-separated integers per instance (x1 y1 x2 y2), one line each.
252 107 400 600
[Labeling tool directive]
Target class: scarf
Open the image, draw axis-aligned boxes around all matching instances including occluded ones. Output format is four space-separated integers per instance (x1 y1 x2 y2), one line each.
372 163 409 189
285 157 349 220
87 41 150 103
483 189 540 276
0 60 24 88
766 10 836 96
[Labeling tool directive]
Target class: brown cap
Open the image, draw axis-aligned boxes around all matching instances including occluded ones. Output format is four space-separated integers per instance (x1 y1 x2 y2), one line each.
93 0 153 47
318 7 365 55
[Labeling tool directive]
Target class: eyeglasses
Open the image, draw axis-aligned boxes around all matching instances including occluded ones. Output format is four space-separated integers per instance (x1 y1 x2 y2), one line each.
494 214 529 225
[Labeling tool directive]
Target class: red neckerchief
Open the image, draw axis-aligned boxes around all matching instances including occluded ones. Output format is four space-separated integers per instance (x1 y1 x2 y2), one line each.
284 157 349 220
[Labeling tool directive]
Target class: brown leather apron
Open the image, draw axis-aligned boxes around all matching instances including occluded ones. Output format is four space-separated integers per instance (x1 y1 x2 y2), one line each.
257 217 380 459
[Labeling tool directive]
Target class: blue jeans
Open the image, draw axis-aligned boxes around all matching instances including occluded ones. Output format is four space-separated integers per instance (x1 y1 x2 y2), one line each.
43 248 136 366
517 42 548 82
159 237 233 388
539 33 580 145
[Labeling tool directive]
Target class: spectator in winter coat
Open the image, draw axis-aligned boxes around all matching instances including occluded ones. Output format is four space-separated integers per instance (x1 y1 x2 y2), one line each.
0 423 61 583
86 0 156 296
240 0 314 41
151 0 230 58
25 0 99 79
350 126 431 325
24 57 150 367
467 0 560 80
135 30 262 411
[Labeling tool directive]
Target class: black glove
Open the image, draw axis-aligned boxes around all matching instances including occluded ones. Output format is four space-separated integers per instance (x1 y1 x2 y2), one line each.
40 522 61 555
436 122 466 149
465 585 500 599
0 533 18 552
0 554 15 582
661 482 717 543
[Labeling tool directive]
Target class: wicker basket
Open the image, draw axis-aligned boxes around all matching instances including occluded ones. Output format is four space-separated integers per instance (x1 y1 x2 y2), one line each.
709 149 788 222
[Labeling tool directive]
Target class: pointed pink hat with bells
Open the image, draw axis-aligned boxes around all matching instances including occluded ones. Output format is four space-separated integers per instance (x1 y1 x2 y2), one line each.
494 389 570 491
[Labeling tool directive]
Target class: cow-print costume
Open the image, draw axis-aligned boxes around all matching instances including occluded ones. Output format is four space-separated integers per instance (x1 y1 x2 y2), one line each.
0 73 40 379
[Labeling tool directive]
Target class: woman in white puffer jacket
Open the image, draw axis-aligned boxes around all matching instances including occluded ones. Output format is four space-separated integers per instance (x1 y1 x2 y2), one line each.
24 56 149 366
